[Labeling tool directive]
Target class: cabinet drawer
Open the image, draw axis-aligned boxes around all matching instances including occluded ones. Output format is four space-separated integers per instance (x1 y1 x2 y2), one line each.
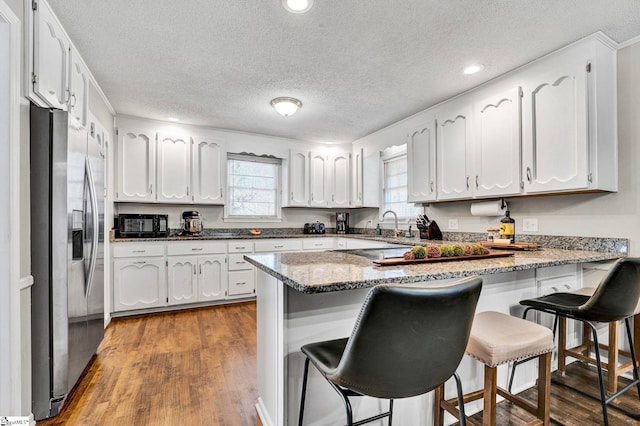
302 238 335 251
228 253 254 271
167 241 227 256
228 241 254 253
112 243 165 258
254 239 302 253
228 270 255 296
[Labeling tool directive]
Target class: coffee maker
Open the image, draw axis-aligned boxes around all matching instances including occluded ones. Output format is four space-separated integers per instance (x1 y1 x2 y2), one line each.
336 212 349 234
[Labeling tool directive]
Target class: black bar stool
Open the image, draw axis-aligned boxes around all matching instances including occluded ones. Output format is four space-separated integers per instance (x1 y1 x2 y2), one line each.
518 257 640 425
298 276 483 426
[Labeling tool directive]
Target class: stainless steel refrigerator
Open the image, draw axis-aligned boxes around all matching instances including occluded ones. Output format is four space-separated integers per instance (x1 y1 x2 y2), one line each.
30 103 105 420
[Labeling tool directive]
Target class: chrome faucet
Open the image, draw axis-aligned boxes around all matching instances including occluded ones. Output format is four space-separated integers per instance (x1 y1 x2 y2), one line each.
382 210 400 237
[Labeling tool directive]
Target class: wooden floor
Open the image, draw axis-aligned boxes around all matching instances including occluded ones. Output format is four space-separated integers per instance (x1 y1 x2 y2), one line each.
37 302 640 425
37 302 260 426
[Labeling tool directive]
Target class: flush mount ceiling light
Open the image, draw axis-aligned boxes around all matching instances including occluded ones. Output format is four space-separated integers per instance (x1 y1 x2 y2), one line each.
282 0 314 14
463 64 485 75
167 117 180 122
270 97 303 117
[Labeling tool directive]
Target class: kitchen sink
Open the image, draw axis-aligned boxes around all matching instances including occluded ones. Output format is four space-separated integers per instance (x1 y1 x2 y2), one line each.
340 246 413 261
208 232 237 237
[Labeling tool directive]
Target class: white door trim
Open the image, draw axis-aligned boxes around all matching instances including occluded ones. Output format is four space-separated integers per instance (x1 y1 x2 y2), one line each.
0 0 23 416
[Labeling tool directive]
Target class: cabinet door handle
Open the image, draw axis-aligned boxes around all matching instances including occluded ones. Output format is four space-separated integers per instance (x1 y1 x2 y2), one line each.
274 245 284 249
311 193 314 201
332 195 335 202
133 261 146 265
149 184 153 195
132 250 146 253
69 93 77 107
199 265 202 274
193 265 197 275
235 246 245 250
186 186 189 196
291 192 294 200
236 282 246 285
430 181 434 193
466 176 470 190
358 192 362 200
235 261 245 264
526 167 532 183
220 188 223 198
191 248 203 251
475 175 479 189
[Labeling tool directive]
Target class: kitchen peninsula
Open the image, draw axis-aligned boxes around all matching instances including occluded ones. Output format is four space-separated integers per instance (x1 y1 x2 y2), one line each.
246 240 625 426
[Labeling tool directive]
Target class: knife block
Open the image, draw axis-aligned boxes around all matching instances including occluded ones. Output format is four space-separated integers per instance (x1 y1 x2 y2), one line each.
419 230 429 239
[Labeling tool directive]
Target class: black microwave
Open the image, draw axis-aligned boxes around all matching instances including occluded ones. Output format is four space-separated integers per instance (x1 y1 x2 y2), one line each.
115 214 169 238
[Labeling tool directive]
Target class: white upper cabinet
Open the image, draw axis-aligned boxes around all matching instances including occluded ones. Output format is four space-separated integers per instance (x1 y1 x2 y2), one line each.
407 117 437 203
310 152 329 207
352 147 364 207
330 152 351 207
473 87 522 197
157 132 191 203
436 100 473 201
289 149 351 208
68 46 89 128
115 118 227 204
520 35 617 194
32 0 70 110
521 60 589 193
288 149 310 207
116 127 156 202
192 137 225 204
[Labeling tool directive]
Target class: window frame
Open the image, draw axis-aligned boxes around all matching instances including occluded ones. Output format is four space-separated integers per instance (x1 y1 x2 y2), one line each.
379 145 423 222
223 153 283 222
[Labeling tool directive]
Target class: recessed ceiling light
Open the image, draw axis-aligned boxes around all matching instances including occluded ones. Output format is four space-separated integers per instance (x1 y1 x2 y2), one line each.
463 64 484 75
270 97 303 117
282 0 314 14
167 117 180 122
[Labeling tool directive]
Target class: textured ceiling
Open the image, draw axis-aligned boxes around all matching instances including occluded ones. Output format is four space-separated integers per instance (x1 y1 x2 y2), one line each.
48 0 640 144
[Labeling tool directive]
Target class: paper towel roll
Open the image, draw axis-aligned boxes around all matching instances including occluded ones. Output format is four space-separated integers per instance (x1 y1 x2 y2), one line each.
470 200 507 216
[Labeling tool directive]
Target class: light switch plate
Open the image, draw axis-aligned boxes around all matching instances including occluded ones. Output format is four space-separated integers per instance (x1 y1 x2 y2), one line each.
523 217 538 232
448 219 459 230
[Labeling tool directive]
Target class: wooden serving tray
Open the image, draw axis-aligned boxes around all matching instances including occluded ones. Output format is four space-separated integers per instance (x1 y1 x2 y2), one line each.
479 241 542 250
373 251 514 266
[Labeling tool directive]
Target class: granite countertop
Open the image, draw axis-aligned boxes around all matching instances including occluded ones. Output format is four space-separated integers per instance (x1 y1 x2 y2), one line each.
244 248 622 294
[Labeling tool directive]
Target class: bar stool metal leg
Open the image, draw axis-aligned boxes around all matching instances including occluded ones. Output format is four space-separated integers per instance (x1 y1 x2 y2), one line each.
299 358 311 426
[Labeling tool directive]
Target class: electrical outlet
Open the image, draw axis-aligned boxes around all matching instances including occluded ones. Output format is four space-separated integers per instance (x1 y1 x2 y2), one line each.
448 219 459 230
523 218 538 232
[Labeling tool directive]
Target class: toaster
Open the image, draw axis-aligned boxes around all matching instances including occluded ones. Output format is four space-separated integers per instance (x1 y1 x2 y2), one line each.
303 222 326 234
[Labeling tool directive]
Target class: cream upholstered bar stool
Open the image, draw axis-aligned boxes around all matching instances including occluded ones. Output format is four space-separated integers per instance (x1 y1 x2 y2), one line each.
436 311 554 426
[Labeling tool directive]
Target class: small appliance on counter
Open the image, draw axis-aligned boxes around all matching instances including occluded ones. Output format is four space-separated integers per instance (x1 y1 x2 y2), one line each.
304 221 326 234
181 211 203 235
336 212 349 234
116 214 169 238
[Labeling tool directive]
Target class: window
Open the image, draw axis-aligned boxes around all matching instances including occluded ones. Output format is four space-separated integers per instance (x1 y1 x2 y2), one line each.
225 153 281 219
381 146 423 219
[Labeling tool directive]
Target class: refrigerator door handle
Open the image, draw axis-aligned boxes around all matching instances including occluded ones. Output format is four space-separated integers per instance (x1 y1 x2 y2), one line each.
84 157 99 297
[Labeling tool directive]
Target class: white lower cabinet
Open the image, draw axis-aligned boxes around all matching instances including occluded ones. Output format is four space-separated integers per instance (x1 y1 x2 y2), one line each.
113 243 167 312
227 241 255 298
167 257 198 305
167 242 227 305
302 237 336 251
198 255 228 301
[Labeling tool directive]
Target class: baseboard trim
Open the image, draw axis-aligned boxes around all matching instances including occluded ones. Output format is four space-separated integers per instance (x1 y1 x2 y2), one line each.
255 397 273 426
